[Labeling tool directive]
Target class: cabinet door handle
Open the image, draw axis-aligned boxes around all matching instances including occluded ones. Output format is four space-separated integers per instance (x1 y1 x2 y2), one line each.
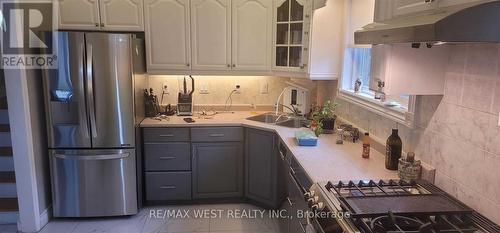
299 221 307 233
95 23 99 27
209 133 225 137
232 64 236 68
159 134 174 137
286 197 294 206
305 14 310 18
279 151 286 161
227 64 231 68
186 63 190 67
159 156 176 160
160 185 176 189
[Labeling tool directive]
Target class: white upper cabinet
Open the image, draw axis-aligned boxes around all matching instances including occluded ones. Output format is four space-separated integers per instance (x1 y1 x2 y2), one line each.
376 0 488 20
438 0 490 8
99 0 144 31
57 0 144 31
191 0 231 70
232 0 273 71
273 0 311 73
307 0 344 80
370 44 450 95
145 0 191 71
392 0 437 17
57 0 100 30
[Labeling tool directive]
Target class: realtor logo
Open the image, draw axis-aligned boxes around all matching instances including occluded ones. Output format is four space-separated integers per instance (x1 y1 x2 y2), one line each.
0 1 57 69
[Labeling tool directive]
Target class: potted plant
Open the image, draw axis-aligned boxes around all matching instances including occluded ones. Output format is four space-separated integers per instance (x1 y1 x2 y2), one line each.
310 100 338 135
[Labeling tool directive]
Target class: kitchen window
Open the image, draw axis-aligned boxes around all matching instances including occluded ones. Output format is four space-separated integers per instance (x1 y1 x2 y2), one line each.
338 45 416 127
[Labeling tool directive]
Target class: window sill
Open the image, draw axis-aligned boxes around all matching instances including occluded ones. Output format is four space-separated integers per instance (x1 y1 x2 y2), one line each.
337 89 415 128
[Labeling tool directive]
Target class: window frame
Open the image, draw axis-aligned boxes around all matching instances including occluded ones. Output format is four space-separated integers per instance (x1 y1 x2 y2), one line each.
338 46 416 128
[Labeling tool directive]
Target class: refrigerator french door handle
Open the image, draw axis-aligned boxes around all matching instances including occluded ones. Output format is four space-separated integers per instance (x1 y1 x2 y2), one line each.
85 43 98 138
53 153 130 160
79 42 90 138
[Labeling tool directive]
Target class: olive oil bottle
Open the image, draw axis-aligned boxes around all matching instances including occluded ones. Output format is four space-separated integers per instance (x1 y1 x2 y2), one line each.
385 129 402 170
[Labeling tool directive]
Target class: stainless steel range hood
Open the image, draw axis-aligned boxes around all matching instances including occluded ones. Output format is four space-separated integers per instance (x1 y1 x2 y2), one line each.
355 1 500 44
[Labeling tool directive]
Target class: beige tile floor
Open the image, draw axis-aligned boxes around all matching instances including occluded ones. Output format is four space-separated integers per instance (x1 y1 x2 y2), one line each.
1 203 280 233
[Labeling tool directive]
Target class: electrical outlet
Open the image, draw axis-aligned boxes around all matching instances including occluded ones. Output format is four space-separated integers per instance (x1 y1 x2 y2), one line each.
162 82 169 94
199 83 209 94
260 82 269 94
234 84 241 94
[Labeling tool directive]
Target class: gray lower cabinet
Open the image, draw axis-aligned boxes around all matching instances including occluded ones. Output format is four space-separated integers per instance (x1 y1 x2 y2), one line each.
144 142 191 171
278 140 309 233
192 142 244 198
245 128 285 209
145 172 191 201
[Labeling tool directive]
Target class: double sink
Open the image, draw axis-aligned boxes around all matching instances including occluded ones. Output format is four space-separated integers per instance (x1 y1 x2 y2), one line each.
246 112 309 128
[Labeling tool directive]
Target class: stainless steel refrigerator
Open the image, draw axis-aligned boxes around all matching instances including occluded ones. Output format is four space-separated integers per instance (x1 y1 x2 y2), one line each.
42 32 145 217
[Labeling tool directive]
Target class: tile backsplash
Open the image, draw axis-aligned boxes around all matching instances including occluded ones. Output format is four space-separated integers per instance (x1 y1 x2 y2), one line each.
148 75 293 108
336 44 500 224
147 75 336 110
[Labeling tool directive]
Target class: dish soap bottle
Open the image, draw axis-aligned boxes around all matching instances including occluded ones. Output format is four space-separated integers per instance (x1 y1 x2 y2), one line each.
362 132 370 159
386 129 402 170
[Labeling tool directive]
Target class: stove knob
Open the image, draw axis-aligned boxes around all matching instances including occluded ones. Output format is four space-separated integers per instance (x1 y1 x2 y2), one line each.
303 191 315 200
307 196 319 208
316 202 324 210
311 202 323 211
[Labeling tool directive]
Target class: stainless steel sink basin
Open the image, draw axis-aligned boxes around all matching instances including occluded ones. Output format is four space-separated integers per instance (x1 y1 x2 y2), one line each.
246 113 290 123
246 113 308 128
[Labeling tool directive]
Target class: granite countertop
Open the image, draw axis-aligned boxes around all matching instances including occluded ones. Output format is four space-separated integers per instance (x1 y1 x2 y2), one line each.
141 111 398 183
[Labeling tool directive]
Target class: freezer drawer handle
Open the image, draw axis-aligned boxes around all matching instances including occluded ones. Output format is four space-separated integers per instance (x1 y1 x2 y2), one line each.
54 153 130 160
159 156 176 160
160 185 176 189
209 133 225 137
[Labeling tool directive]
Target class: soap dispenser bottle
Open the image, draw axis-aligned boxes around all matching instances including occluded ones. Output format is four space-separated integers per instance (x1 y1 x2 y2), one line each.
386 128 402 170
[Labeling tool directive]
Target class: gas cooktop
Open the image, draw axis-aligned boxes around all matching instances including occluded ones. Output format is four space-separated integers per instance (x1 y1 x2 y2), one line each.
308 179 500 233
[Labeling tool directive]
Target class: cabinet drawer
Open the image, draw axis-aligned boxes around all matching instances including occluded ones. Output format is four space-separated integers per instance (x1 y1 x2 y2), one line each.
143 128 190 142
191 127 243 142
144 143 191 171
146 172 191 201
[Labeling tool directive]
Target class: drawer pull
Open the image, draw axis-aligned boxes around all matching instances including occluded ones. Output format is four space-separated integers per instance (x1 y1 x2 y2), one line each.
279 151 286 161
159 134 174 137
209 133 225 137
299 221 306 233
159 156 176 160
286 197 294 206
160 185 176 189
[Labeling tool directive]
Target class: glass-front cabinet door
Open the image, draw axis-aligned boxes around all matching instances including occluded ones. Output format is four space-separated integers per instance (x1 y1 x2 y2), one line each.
273 0 311 72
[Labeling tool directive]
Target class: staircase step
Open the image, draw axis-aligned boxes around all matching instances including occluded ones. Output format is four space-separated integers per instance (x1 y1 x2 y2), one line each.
0 97 7 110
0 172 15 183
0 124 9 132
0 133 11 147
0 156 14 171
0 198 18 212
0 110 9 124
0 183 17 198
0 147 12 157
0 211 18 224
